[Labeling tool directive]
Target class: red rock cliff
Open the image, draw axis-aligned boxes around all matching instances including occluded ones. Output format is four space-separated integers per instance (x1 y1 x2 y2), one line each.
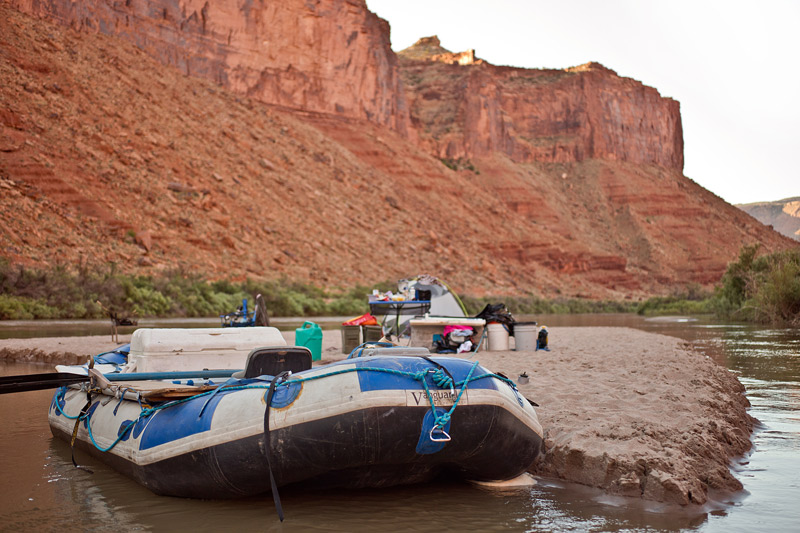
400 40 683 171
2 4 795 299
11 0 411 134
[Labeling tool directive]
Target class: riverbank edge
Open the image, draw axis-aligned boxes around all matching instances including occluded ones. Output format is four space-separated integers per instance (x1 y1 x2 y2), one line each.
0 327 754 507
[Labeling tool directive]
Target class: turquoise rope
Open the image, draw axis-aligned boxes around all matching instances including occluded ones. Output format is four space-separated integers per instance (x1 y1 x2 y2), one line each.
87 418 134 452
434 360 479 430
66 362 518 454
54 398 82 420
431 368 454 390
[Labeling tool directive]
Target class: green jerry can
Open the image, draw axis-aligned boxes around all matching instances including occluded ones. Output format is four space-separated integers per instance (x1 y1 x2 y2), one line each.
295 321 323 361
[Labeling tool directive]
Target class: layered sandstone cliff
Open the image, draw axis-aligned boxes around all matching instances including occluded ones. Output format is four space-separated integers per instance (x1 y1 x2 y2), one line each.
399 38 683 170
0 3 795 299
11 0 412 135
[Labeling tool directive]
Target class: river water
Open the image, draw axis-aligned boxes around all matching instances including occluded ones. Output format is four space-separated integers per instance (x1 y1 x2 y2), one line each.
0 315 797 532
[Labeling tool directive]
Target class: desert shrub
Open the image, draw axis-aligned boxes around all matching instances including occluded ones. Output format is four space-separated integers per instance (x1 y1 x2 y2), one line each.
636 284 714 316
712 245 800 325
636 297 713 316
0 294 60 320
712 244 761 318
151 271 239 317
123 280 171 317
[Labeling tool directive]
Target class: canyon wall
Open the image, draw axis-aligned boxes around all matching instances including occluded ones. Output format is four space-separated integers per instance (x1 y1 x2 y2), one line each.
1 3 795 299
11 0 412 135
12 2 683 172
400 41 683 171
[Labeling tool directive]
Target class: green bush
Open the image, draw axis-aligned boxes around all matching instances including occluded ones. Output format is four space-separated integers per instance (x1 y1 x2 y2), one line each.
712 245 800 325
636 284 714 316
124 283 172 317
751 254 800 324
636 297 713 316
0 294 60 320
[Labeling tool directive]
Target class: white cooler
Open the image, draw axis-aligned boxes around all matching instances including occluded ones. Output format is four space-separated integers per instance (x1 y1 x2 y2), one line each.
126 327 286 373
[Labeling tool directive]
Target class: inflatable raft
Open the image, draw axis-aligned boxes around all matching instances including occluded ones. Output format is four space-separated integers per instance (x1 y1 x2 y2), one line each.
48 328 543 499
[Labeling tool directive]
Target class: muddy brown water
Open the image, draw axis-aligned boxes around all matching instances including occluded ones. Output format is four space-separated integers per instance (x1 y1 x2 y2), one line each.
0 315 797 531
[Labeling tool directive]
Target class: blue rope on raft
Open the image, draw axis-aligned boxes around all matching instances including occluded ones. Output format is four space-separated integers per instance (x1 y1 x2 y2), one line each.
430 368 454 390
60 361 519 453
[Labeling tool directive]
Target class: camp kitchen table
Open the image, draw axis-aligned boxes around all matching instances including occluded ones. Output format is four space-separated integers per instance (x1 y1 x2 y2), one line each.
368 300 431 339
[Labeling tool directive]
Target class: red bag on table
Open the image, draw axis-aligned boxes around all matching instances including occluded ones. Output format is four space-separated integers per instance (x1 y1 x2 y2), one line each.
342 313 379 326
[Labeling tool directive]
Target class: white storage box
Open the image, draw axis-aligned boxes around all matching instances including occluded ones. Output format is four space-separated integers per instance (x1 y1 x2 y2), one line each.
127 327 286 373
408 317 486 351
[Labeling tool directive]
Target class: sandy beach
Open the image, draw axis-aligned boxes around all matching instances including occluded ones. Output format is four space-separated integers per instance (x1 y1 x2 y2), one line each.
0 326 753 506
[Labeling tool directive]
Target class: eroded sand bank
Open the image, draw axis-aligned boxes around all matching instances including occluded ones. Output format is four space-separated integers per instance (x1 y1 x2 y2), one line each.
0 326 753 505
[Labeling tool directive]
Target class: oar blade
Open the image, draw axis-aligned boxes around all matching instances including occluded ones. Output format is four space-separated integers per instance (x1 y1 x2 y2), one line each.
0 369 240 394
0 373 88 394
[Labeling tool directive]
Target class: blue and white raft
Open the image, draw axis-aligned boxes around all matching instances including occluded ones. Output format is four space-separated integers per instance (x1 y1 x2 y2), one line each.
48 328 544 499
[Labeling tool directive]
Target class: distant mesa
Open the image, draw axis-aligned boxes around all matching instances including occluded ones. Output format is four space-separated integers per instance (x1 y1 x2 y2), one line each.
565 61 617 75
738 197 800 241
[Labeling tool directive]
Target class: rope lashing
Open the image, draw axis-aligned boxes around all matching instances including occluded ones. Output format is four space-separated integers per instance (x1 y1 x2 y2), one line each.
113 388 129 415
59 360 518 453
431 368 454 390
428 360 479 438
86 413 135 452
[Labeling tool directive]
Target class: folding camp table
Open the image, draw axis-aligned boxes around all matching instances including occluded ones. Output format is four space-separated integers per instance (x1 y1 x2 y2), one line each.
368 300 431 339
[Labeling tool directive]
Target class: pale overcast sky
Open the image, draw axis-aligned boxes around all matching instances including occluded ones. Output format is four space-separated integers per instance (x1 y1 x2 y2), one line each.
366 0 798 205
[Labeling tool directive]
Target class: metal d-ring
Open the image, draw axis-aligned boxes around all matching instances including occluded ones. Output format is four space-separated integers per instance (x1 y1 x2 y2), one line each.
429 426 451 442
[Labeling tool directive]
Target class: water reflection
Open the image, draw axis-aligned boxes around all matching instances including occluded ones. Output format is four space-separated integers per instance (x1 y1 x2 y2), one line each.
7 433 713 533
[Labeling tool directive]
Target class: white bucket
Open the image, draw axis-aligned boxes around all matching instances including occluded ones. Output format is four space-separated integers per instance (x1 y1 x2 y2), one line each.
514 323 538 351
487 323 509 351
